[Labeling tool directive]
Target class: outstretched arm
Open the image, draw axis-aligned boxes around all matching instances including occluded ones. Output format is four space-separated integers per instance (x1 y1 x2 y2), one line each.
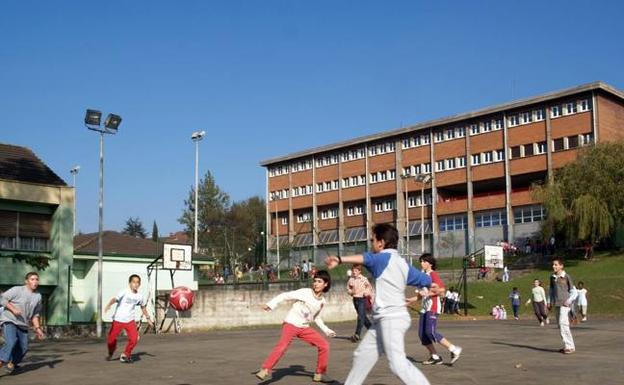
324 255 364 269
103 297 117 314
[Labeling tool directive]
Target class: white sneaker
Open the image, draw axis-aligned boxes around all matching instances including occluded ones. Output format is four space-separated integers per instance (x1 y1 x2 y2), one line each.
450 347 462 365
540 321 545 327
546 318 550 325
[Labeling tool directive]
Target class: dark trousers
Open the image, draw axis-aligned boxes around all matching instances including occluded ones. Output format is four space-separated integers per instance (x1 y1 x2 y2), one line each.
352 297 371 336
512 304 520 318
532 301 548 322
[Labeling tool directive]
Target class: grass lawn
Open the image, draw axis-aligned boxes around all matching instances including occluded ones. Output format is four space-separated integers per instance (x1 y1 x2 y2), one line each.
458 252 624 317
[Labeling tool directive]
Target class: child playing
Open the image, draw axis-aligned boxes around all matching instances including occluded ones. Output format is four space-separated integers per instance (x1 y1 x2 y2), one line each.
509 287 521 320
104 274 153 363
325 223 433 385
407 254 462 366
576 281 588 322
549 257 578 354
525 279 549 326
255 271 336 383
346 264 373 342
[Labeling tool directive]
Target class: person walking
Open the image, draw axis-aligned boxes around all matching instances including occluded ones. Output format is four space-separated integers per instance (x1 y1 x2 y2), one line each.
525 279 549 326
346 264 373 342
549 257 578 354
509 287 521 320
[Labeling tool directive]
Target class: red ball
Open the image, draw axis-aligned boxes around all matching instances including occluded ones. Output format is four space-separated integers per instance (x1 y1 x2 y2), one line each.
169 286 195 311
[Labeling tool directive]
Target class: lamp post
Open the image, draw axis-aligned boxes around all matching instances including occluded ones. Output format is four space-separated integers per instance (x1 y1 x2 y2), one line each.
415 173 432 257
271 193 280 279
400 174 411 264
260 230 266 264
191 131 206 254
85 109 122 338
70 165 80 235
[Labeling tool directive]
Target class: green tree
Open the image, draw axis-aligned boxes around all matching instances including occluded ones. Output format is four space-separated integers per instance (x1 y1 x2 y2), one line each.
123 217 147 238
227 196 266 266
179 170 231 256
152 221 159 242
532 142 624 246
438 231 462 280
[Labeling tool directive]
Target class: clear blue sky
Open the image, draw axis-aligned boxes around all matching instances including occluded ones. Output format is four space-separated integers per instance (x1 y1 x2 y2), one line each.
1 1 623 236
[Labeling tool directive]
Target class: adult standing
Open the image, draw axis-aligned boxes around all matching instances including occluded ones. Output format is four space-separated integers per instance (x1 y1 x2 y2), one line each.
346 264 373 342
0 272 45 375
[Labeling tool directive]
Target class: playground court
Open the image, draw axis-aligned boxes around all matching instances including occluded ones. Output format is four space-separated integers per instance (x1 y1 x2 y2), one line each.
2 318 622 385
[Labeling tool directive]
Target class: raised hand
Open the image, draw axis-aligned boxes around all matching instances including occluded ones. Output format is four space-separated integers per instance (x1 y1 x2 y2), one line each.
324 256 340 269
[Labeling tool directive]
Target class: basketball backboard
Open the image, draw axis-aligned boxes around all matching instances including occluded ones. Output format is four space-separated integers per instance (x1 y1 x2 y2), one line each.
163 243 193 270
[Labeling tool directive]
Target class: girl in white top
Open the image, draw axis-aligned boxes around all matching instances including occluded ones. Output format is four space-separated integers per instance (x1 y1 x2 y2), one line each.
255 271 336 383
576 281 588 322
525 279 549 326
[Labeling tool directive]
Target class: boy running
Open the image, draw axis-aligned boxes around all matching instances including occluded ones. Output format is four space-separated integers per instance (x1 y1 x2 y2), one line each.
407 253 462 366
104 274 153 363
0 272 45 376
549 257 577 354
255 270 336 383
325 223 433 385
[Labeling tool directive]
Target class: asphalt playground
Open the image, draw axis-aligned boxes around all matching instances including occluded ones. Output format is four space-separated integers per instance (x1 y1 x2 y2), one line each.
1 318 622 385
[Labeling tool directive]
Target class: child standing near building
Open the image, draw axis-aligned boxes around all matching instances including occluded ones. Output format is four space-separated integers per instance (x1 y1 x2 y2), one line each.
549 257 578 354
324 224 433 385
407 254 462 366
104 274 153 363
255 271 336 383
509 287 521 320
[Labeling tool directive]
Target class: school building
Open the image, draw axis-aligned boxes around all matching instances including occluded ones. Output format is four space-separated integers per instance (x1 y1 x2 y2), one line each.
260 81 624 265
0 143 74 326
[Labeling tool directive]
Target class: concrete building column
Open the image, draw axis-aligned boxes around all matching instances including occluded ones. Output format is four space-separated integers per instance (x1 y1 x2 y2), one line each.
429 129 439 257
465 127 475 254
503 112 514 244
545 106 554 183
365 144 372 250
265 169 270 263
311 156 318 264
337 154 345 256
395 138 406 255
591 91 599 143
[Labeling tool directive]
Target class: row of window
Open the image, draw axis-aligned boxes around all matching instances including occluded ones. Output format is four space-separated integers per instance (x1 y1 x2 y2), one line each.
471 149 505 166
374 200 396 213
402 133 431 149
342 175 366 189
408 194 433 207
346 205 365 216
370 169 396 184
316 180 339 193
510 133 593 159
508 99 590 127
513 205 544 224
320 208 338 220
402 163 432 176
475 210 508 228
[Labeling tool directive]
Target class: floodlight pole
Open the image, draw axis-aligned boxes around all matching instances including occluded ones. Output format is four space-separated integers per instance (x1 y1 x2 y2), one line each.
97 132 104 339
194 138 199 254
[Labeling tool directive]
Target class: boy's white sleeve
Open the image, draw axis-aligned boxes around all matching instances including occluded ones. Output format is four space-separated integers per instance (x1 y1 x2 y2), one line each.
266 288 309 310
314 314 334 336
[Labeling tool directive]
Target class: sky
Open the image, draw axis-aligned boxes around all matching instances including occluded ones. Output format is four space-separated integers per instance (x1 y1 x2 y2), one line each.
1 0 623 236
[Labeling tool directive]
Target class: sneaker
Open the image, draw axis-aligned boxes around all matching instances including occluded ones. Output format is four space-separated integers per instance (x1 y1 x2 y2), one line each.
540 321 545 327
5 362 15 374
255 368 271 381
106 354 114 361
582 317 587 322
546 318 550 325
350 334 360 343
450 347 462 365
422 356 443 365
313 373 334 382
120 354 133 363
559 348 575 354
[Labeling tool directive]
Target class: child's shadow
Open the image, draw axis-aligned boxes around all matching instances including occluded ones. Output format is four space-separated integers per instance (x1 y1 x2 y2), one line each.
254 365 340 384
407 356 454 367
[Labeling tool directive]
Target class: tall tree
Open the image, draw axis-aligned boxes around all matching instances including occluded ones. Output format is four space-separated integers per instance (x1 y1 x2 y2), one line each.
179 170 231 255
227 196 266 266
532 142 624 246
123 217 147 238
152 221 159 242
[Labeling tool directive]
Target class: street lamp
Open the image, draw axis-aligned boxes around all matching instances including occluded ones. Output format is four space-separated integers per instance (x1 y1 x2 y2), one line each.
260 230 266 264
85 109 122 338
191 130 206 254
271 193 280 279
400 174 411 264
70 165 80 235
415 173 432 258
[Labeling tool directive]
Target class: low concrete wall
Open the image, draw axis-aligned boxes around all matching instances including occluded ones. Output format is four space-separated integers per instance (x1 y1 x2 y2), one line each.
162 283 357 331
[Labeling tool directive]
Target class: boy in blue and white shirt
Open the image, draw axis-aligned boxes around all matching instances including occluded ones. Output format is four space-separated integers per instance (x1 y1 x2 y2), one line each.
325 223 433 385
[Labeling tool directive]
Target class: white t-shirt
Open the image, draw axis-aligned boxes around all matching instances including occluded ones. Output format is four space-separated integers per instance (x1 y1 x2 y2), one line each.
266 288 334 336
112 289 145 323
576 288 588 306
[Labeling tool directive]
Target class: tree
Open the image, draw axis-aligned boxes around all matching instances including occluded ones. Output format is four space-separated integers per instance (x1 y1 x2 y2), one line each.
532 142 624 247
227 196 266 266
178 170 231 256
123 217 147 238
152 221 159 242
438 231 462 281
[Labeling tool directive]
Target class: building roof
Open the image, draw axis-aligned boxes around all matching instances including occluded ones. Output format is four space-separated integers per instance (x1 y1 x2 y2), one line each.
74 231 161 257
260 81 624 166
0 143 67 186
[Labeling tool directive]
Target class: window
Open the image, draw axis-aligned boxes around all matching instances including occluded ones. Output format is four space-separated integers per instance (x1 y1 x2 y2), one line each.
389 170 396 180
360 175 366 185
475 210 507 228
332 180 339 190
370 173 378 183
403 166 411 176
447 158 456 169
565 102 577 115
434 131 444 142
297 212 312 223
342 178 349 189
439 215 467 232
456 126 466 137
402 138 411 149
445 129 455 140
369 146 378 156
422 135 430 144
551 105 561 118
436 160 446 171
347 206 355 216
523 144 534 157
482 121 492 132
351 176 358 186
553 138 565 151
581 133 593 146
535 109 545 121
316 183 324 193
509 115 519 126
495 119 503 130
579 99 590 112
408 196 417 208
510 146 521 159
380 171 388 181
383 200 395 211
513 205 544 224
387 142 395 152
413 164 422 174
521 111 532 124
374 202 383 213
355 205 364 215
483 151 493 163
495 149 505 162
536 142 547 154
325 181 331 191
471 154 481 165
413 136 421 146
306 185 312 195
281 217 288 226
457 156 466 167
470 124 479 135
568 135 579 149
0 211 51 252
423 163 431 173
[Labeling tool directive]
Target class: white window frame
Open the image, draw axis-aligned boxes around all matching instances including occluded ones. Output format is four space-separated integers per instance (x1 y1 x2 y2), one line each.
332 180 339 190
374 202 383 213
422 135 430 144
495 149 504 162
535 109 545 121
521 111 532 124
281 217 288 226
434 131 444 143
482 151 493 164
565 102 577 115
509 115 519 126
471 154 481 165
470 124 479 135
436 160 445 172
347 206 355 216
370 173 379 183
447 158 456 169
423 163 431 173
445 129 455 140
495 119 503 130
457 156 466 168
456 126 466 137
536 142 547 154
551 105 562 118
482 121 492 132
579 99 590 112
355 205 364 215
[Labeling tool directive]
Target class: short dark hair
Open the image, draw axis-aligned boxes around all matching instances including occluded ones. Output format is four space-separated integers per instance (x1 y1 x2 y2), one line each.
25 272 39 280
352 264 363 271
371 223 398 249
552 256 565 265
419 253 437 270
314 270 332 293
578 281 584 287
512 287 518 291
129 274 141 283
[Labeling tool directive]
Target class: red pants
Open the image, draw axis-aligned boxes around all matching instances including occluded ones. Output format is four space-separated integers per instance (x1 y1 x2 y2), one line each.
262 322 329 374
107 321 138 357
